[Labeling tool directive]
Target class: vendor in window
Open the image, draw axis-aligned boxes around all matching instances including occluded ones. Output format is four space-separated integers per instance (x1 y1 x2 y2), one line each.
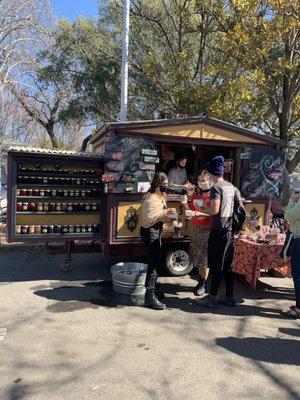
168 153 194 194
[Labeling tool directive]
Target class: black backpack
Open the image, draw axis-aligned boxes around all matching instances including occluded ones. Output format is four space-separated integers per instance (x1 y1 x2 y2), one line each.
232 188 246 233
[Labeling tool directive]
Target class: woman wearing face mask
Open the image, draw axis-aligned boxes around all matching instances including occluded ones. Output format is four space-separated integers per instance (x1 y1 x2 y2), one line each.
140 172 176 310
182 171 212 295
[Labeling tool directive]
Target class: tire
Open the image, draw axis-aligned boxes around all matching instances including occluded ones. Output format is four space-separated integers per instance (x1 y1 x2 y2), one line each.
164 248 193 276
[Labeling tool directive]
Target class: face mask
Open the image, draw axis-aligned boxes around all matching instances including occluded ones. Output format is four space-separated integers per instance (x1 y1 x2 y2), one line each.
198 181 211 191
160 185 168 193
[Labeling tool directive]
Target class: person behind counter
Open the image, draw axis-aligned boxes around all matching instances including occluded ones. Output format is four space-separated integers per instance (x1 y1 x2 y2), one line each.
181 171 211 296
282 191 300 318
140 172 176 310
168 153 194 194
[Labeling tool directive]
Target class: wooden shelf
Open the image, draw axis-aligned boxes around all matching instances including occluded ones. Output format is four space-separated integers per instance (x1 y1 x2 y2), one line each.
15 233 99 238
17 171 100 179
16 211 99 215
16 184 101 189
16 196 100 201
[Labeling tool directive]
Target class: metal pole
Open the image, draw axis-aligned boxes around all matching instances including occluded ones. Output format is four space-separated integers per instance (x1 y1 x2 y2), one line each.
120 0 130 122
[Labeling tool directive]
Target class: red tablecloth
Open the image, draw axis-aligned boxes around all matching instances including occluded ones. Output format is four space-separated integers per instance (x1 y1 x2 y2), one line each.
232 238 291 289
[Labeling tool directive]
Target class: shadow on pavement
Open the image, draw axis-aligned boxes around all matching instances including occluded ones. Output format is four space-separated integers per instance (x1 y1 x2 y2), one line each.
216 337 300 366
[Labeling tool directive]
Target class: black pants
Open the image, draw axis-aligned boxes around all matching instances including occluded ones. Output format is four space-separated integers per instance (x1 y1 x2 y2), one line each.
140 222 163 289
208 229 234 298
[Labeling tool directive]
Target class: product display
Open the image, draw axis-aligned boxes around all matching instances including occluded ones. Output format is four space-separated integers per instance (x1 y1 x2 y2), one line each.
12 160 102 239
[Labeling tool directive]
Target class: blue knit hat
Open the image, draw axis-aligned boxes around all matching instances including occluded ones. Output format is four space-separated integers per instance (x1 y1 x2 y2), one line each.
205 156 225 177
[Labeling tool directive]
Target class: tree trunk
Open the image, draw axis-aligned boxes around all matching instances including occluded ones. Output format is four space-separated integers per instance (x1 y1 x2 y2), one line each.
46 123 58 148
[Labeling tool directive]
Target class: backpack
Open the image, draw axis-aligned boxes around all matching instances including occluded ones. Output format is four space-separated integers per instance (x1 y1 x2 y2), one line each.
232 188 246 233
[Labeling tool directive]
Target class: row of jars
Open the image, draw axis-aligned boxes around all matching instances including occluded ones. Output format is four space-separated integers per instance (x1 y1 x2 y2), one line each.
17 176 101 186
16 224 99 235
17 202 99 213
17 188 100 198
18 164 97 175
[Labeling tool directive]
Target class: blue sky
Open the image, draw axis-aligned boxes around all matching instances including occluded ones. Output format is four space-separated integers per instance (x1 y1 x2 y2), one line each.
50 0 99 20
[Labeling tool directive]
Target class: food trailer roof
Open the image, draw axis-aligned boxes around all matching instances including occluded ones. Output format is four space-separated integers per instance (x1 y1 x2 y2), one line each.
90 116 284 148
8 146 104 160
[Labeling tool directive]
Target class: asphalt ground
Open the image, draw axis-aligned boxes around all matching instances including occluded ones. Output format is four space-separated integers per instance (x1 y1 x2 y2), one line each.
0 252 299 400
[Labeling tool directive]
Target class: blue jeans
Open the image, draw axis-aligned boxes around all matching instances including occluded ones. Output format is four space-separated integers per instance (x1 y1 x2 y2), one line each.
291 239 300 308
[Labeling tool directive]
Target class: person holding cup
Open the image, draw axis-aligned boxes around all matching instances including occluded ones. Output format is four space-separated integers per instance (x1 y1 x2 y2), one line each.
140 172 176 310
182 171 212 296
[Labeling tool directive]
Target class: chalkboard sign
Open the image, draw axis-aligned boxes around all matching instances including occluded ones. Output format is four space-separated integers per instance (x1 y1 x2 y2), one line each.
104 136 157 192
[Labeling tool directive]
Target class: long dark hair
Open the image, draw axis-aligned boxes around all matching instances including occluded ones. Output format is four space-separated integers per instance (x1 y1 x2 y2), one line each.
149 172 168 193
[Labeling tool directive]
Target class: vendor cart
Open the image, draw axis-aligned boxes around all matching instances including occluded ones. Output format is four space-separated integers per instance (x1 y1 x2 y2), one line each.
6 116 283 275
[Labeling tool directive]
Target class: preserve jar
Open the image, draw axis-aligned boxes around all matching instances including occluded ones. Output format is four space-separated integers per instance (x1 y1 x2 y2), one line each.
85 203 91 212
92 203 98 211
41 225 48 234
33 188 39 196
27 189 33 197
29 225 35 234
87 225 92 233
43 203 49 212
49 203 56 211
39 189 45 197
81 190 86 197
68 225 74 233
75 225 81 233
51 189 57 197
69 190 74 197
92 224 98 233
63 190 69 197
16 202 22 212
57 189 63 197
54 225 61 234
62 225 69 233
48 225 54 234
20 188 27 196
29 202 36 212
76 178 81 185
16 225 21 234
37 203 43 211
43 177 48 184
16 189 21 196
62 203 67 212
86 190 92 197
56 203 62 211
35 225 41 234
81 225 86 233
67 203 73 212
75 190 80 197
73 203 79 212
80 203 85 212
72 178 77 185
22 202 29 211
21 225 29 234
45 189 51 197
37 177 43 185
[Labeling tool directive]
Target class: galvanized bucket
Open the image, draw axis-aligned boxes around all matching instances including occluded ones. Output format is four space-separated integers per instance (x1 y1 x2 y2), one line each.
111 262 147 295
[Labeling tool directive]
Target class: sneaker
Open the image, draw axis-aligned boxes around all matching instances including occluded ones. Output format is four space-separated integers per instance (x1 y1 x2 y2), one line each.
219 296 236 307
193 282 206 296
195 294 217 309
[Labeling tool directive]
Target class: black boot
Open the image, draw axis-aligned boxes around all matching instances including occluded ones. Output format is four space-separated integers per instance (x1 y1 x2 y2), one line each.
155 283 165 300
145 289 166 310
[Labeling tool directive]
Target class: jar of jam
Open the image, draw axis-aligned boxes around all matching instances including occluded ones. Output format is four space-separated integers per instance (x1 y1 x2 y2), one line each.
62 203 67 212
81 225 87 233
56 203 62 211
16 225 21 234
48 225 54 234
35 225 41 234
29 202 37 212
73 203 79 212
22 202 29 211
63 190 69 197
29 225 35 234
27 189 33 197
86 190 92 197
68 225 74 233
54 225 61 234
75 190 80 197
92 203 98 211
20 188 27 196
43 177 48 184
16 189 21 196
52 189 57 197
80 203 85 212
61 178 66 186
35 164 41 172
33 188 39 196
76 178 81 185
62 225 69 233
67 203 73 212
43 203 49 212
37 203 43 211
65 177 71 185
41 225 48 234
92 189 97 197
54 178 60 186
85 203 91 212
37 177 43 185
69 190 74 197
21 225 29 234
81 190 86 197
72 178 77 185
75 225 81 233
45 189 51 197
87 225 92 233
23 176 29 184
49 203 56 211
16 202 22 212
57 189 63 197
39 189 45 197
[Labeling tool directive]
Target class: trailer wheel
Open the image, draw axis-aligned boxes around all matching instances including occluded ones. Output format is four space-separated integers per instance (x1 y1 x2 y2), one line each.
164 248 192 276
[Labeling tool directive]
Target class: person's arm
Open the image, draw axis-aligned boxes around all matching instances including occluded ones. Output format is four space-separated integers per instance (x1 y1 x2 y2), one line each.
284 196 300 223
196 186 221 216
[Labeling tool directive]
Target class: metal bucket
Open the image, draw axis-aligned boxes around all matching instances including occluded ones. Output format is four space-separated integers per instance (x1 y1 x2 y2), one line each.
111 262 147 295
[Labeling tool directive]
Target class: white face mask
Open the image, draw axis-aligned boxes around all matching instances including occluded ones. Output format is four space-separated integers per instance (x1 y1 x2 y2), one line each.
198 180 211 191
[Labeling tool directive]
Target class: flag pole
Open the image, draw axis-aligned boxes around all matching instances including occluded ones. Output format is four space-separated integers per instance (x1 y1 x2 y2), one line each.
120 0 130 122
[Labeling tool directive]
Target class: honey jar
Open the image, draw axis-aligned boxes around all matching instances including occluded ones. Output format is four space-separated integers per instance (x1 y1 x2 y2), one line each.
29 225 35 234
16 225 21 234
35 225 41 234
